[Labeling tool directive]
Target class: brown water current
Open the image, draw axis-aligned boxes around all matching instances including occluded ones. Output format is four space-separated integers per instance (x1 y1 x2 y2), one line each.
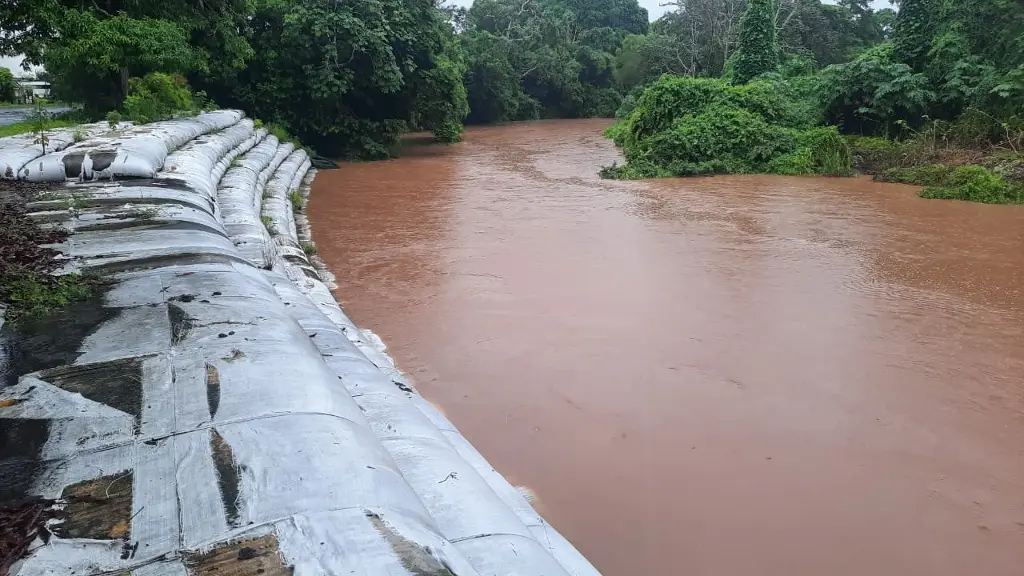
309 119 1024 576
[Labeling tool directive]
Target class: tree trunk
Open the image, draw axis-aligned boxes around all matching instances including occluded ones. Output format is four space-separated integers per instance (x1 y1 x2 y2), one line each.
120 67 130 99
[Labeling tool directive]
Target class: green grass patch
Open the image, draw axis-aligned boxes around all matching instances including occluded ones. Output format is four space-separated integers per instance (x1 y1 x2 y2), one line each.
1 272 94 324
881 164 1024 203
301 241 317 256
288 190 303 214
0 119 77 138
920 165 1024 204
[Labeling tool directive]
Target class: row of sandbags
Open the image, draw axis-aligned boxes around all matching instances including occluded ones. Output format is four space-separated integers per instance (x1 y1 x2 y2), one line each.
0 121 123 179
15 110 241 182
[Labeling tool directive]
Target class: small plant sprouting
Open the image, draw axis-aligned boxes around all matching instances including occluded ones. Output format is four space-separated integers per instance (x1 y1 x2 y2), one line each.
301 241 317 256
288 190 303 213
28 99 51 154
106 110 122 130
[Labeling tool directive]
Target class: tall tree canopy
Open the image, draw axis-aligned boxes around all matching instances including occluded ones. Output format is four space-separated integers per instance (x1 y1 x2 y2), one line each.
203 0 468 158
0 0 251 113
459 0 649 123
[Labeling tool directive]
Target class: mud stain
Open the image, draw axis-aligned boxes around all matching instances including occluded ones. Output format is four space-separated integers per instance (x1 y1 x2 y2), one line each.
183 534 293 576
38 357 144 430
210 429 241 526
0 419 49 503
366 511 455 576
51 471 133 540
205 363 220 419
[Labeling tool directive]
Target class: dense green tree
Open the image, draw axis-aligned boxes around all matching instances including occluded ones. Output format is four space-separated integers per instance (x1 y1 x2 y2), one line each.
892 0 939 71
0 0 252 115
205 0 468 157
0 68 16 102
461 0 647 121
733 0 779 83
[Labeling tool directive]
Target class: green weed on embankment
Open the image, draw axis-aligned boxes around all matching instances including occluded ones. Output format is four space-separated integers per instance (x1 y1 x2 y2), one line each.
1 192 93 323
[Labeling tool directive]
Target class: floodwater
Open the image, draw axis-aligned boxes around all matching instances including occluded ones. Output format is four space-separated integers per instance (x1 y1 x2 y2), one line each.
309 120 1024 576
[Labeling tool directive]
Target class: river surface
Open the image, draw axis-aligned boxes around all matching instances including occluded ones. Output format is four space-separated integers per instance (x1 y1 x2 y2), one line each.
309 119 1024 576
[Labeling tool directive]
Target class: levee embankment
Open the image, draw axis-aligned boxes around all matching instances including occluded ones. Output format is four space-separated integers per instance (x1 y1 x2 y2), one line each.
0 112 599 576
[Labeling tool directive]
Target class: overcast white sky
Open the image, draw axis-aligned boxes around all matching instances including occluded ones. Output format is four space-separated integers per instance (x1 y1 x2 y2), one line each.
450 0 894 21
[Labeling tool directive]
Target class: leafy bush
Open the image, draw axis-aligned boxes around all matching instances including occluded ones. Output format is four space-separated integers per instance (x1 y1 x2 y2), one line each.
733 0 779 84
0 67 16 102
106 110 122 129
847 135 905 172
817 43 934 136
122 73 196 124
920 165 1022 203
634 105 796 176
881 164 953 186
798 127 853 176
605 75 851 179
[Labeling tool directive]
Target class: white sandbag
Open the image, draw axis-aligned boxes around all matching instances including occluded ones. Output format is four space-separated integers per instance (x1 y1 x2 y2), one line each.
19 110 242 182
217 134 284 268
0 121 118 179
160 119 257 202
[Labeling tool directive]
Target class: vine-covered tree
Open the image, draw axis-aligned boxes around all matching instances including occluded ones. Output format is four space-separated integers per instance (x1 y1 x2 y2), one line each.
733 0 779 83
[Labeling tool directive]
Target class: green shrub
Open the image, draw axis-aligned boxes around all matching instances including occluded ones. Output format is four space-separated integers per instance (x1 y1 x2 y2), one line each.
634 105 795 176
798 127 852 176
920 165 1020 203
432 119 464 144
301 241 318 256
766 148 816 175
106 110 123 129
880 164 953 186
604 121 630 147
847 136 904 173
607 76 851 179
122 73 195 124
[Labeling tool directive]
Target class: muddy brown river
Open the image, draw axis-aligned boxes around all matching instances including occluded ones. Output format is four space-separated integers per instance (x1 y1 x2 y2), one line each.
309 119 1024 575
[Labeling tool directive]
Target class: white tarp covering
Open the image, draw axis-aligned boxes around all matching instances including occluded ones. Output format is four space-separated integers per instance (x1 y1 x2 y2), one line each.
0 113 600 576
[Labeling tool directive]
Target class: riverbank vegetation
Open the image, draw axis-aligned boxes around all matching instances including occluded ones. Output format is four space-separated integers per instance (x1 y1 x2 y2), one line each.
600 0 1024 204
1 0 1022 203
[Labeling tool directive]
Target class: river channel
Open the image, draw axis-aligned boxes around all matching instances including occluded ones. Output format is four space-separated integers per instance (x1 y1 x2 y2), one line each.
309 119 1024 575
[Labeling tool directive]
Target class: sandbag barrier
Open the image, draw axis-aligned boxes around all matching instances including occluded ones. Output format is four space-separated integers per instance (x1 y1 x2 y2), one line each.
0 114 601 576
0 121 127 179
18 110 242 182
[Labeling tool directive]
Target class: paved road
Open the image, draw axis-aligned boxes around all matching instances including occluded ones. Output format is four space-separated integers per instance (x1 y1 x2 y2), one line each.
0 105 70 126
